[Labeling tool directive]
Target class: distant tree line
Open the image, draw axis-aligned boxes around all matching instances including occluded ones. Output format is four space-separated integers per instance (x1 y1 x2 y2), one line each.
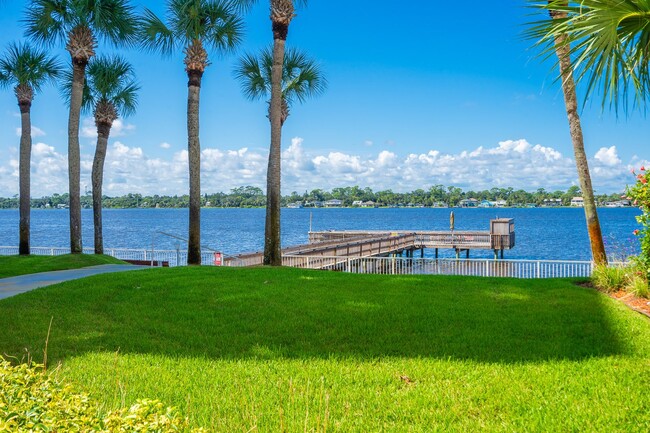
0 185 627 210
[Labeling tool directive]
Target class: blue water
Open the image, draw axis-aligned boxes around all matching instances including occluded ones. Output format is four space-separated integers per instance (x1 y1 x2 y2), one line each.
0 207 642 261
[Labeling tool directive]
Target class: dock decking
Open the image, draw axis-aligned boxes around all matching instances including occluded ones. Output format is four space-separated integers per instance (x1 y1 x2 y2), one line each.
224 219 515 267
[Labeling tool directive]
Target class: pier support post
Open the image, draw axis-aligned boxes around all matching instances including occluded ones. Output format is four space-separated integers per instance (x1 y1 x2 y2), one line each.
421 248 424 258
466 249 469 259
435 248 439 258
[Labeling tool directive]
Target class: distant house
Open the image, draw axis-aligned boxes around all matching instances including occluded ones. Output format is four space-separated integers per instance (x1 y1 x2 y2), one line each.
361 201 376 208
571 197 584 207
431 202 448 208
543 198 562 207
324 199 343 207
459 198 478 208
478 200 495 208
352 200 363 207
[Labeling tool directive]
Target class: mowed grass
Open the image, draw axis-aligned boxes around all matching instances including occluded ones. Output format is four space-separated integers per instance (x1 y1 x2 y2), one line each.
1 266 650 432
0 254 125 278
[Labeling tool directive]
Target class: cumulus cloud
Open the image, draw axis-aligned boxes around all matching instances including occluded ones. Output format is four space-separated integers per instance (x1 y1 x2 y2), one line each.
81 117 136 138
594 146 621 167
0 137 639 197
15 125 46 138
160 142 171 149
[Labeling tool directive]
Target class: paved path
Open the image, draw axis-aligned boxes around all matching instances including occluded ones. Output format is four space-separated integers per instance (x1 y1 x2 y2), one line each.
0 264 149 300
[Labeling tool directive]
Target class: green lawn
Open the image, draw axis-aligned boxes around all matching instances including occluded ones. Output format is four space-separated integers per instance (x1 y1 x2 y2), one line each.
0 254 125 278
1 267 649 432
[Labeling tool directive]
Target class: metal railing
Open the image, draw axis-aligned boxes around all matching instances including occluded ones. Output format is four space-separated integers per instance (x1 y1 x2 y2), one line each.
281 255 596 279
0 246 218 267
0 246 601 278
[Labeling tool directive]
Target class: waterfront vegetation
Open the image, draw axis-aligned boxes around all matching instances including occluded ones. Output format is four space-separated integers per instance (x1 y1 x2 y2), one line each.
1 266 650 431
0 184 628 209
0 253 124 278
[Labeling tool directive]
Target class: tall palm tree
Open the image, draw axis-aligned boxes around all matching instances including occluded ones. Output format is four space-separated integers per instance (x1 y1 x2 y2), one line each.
25 0 139 254
529 0 650 111
527 1 608 265
64 56 138 254
235 47 326 124
0 42 60 255
237 0 308 265
141 0 243 265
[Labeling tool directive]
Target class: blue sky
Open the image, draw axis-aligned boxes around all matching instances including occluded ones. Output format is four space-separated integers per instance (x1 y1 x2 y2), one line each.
0 0 648 197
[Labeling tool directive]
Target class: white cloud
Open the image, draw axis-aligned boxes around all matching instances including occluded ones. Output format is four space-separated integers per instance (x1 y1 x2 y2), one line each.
81 117 136 138
160 142 171 149
594 146 621 167
15 125 46 138
0 137 639 197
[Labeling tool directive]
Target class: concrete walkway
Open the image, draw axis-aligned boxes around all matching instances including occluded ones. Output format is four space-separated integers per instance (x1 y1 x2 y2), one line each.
0 264 149 300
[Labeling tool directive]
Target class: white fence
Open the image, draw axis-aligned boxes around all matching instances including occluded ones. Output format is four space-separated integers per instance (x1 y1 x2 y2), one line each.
1 246 599 278
0 246 218 267
282 255 596 279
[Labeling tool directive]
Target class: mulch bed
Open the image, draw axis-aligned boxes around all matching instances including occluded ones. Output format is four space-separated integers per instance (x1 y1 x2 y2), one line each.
577 281 650 319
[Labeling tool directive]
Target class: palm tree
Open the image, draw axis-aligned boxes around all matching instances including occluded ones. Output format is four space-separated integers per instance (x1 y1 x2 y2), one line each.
141 0 243 265
0 42 60 255
235 46 326 125
236 0 308 265
64 56 139 254
529 0 650 111
25 0 139 254
527 1 608 265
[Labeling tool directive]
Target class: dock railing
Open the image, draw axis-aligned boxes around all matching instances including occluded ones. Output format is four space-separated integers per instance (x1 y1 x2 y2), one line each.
282 255 596 279
0 246 607 279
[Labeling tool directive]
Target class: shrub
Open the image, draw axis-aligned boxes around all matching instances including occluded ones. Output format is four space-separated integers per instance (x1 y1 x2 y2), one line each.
591 263 627 293
0 357 205 432
627 167 650 275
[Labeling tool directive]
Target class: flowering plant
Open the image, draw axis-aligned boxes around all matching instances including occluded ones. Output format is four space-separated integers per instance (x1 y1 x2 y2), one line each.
627 166 650 273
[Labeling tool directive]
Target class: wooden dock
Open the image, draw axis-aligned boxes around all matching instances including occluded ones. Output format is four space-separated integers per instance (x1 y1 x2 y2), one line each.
223 218 515 267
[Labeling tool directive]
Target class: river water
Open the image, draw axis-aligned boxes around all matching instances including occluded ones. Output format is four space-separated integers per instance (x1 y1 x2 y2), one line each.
0 207 642 261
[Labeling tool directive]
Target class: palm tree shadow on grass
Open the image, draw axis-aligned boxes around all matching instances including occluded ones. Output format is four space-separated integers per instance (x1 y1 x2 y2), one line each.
0 268 628 364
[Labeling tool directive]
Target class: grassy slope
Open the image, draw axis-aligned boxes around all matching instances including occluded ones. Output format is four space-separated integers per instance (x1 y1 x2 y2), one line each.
1 267 649 432
0 254 125 278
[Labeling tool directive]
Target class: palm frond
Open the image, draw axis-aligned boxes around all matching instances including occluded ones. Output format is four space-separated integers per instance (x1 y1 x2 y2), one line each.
234 50 271 100
23 0 70 47
234 45 325 110
526 0 650 112
203 1 245 54
0 42 61 94
140 8 176 55
282 48 327 105
86 0 140 47
83 55 139 118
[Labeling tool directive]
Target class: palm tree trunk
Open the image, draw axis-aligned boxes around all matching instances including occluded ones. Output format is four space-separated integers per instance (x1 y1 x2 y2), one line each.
18 100 32 256
187 70 203 265
263 30 287 266
550 5 607 265
92 122 110 255
68 60 86 254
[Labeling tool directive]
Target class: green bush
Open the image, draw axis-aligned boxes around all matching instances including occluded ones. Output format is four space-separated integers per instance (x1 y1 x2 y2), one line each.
627 271 650 298
591 263 649 298
591 264 627 293
0 358 205 432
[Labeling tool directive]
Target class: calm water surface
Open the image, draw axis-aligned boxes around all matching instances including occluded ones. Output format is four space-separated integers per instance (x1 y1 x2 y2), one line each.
0 207 642 261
